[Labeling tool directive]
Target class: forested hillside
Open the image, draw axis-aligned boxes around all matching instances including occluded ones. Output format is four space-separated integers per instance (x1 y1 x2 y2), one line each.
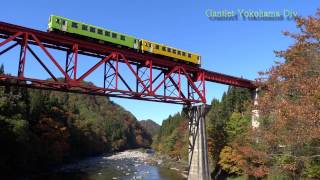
152 112 189 160
206 87 252 178
153 11 320 180
0 68 152 176
212 12 320 180
139 119 160 137
152 86 252 166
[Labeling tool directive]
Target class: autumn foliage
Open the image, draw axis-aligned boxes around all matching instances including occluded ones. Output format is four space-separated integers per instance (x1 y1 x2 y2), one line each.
0 79 152 177
205 10 320 179
225 10 320 179
218 146 244 175
152 112 189 161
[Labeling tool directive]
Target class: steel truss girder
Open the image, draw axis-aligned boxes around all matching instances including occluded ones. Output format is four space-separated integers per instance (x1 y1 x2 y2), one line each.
0 31 206 104
0 22 256 90
65 44 78 80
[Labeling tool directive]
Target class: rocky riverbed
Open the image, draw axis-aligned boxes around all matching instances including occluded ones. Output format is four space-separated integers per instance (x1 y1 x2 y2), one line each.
30 149 186 180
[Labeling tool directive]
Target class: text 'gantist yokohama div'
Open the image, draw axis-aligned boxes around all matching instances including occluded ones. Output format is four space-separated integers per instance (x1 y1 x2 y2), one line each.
205 9 298 20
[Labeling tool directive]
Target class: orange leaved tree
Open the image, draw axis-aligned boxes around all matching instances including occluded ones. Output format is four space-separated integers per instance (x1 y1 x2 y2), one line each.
248 9 320 179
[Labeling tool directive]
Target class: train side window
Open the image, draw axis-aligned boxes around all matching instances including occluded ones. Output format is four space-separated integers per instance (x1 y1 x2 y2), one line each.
55 19 60 24
162 47 166 51
155 45 159 49
97 29 103 35
105 31 110 36
182 52 186 56
71 22 78 28
173 49 176 54
82 25 88 31
167 48 171 53
90 27 96 33
188 53 192 58
112 33 117 38
62 20 66 25
120 35 125 41
177 51 181 55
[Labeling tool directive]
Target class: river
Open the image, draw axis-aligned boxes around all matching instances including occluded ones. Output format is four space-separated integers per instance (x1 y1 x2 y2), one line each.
29 150 186 180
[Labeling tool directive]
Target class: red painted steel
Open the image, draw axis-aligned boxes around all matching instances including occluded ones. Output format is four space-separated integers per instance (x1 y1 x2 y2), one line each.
0 21 256 105
203 70 255 89
65 43 78 80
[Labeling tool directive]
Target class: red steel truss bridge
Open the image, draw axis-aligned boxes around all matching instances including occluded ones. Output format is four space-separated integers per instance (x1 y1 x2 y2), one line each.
0 22 256 105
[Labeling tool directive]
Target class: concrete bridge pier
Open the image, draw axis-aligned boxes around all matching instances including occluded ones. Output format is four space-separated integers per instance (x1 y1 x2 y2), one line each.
186 105 211 180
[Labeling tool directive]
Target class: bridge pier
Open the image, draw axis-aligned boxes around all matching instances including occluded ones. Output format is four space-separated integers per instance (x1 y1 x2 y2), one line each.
251 88 260 128
187 105 211 180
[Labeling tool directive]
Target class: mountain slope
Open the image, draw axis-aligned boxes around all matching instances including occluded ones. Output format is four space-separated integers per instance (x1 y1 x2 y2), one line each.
139 119 160 136
152 113 189 159
0 79 152 176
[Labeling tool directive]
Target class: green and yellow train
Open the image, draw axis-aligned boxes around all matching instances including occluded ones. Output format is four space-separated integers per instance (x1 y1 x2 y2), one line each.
48 15 201 66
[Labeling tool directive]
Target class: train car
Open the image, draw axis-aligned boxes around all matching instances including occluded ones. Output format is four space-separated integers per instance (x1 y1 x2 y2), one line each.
48 15 201 66
140 39 201 65
48 15 140 49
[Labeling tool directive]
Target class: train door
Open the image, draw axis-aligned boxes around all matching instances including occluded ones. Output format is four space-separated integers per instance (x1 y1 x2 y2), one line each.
149 43 153 53
61 20 67 31
134 39 138 49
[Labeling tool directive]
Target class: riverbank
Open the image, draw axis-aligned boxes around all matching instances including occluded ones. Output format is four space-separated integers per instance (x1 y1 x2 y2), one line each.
151 152 189 179
26 149 186 180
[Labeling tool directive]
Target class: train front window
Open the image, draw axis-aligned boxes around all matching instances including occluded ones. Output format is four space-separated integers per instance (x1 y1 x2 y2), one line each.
62 20 66 25
90 27 96 33
55 19 60 24
82 25 88 31
71 22 78 28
